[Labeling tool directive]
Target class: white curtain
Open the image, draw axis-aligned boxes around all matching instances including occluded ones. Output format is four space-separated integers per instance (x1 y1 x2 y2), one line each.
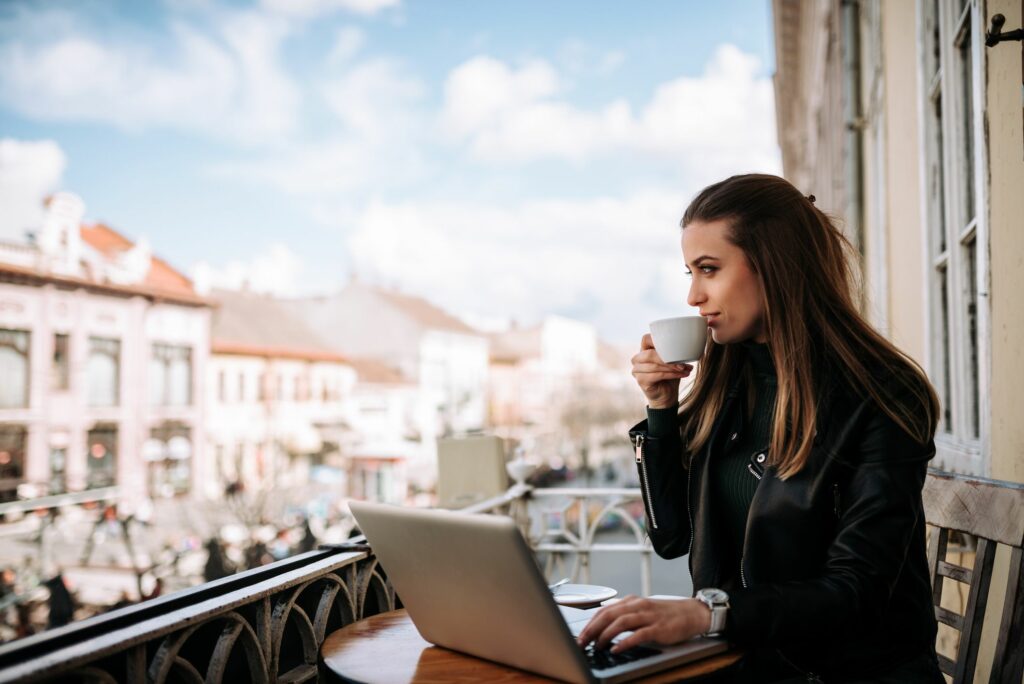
87 339 120 406
0 330 29 409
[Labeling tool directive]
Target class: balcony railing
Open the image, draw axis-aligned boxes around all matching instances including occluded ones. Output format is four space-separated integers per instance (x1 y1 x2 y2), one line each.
0 483 648 683
0 547 394 683
463 482 653 594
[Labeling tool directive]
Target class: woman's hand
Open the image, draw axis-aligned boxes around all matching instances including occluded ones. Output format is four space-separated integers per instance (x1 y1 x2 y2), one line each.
631 334 693 409
576 596 711 653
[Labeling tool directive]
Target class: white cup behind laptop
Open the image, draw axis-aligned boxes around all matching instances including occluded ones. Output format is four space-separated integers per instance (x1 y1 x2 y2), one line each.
649 316 708 364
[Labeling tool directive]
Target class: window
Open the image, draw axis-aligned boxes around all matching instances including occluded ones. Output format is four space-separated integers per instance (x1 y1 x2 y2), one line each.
53 333 70 391
0 329 30 409
238 372 246 403
49 447 66 495
218 370 227 403
147 423 192 497
149 344 192 406
919 0 989 474
86 424 117 489
87 337 120 407
0 425 27 503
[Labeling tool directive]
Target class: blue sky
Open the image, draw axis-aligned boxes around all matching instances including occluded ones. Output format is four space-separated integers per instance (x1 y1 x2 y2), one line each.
0 0 780 343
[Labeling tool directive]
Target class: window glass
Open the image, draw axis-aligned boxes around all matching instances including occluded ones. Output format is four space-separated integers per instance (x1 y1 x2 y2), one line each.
87 337 120 407
86 425 117 488
0 425 27 503
53 334 70 390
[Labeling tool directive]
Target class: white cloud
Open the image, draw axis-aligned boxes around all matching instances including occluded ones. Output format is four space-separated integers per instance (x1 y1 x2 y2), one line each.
260 0 399 18
207 135 428 197
0 139 67 242
320 57 424 138
192 243 305 296
557 39 625 76
209 56 427 195
0 10 299 145
441 56 561 138
347 191 696 343
326 26 365 65
440 43 780 174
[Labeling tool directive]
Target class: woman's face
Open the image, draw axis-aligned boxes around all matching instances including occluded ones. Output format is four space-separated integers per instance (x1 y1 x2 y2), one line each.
682 218 767 345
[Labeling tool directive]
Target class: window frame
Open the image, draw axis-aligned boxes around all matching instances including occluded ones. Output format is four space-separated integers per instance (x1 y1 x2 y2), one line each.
86 336 121 408
149 343 193 407
917 0 991 474
0 328 31 409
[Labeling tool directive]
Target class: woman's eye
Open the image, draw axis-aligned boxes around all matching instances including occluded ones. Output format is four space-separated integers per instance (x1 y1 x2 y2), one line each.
685 266 716 276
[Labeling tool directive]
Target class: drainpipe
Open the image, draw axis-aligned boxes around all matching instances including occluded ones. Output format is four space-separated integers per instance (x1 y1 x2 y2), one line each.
840 0 865 271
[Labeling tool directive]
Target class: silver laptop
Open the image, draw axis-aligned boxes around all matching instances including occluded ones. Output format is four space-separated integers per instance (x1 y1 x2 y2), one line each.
349 500 728 684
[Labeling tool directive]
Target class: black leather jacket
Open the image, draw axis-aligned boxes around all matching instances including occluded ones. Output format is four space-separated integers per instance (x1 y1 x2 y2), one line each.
630 373 939 681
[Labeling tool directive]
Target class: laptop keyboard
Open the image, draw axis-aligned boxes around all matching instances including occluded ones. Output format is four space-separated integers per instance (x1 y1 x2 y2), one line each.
583 643 662 671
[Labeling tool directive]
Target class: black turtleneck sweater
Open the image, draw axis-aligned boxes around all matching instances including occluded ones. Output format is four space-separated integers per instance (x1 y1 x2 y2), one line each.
647 342 777 590
711 342 776 588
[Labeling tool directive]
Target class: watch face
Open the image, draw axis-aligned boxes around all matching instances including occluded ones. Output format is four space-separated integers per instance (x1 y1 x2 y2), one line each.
699 588 728 604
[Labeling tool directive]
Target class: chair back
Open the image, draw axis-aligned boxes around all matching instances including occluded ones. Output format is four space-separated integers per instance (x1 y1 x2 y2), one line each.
922 469 1024 683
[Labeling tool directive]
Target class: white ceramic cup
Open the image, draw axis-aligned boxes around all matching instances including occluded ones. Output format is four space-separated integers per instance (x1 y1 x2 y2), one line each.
649 316 708 363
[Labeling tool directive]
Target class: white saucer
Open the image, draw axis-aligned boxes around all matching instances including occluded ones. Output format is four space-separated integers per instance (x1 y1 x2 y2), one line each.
551 584 617 607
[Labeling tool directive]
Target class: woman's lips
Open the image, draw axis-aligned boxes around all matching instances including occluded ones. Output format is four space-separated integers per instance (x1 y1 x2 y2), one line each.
704 313 719 326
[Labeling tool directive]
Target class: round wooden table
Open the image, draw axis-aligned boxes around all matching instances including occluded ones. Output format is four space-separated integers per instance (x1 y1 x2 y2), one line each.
320 609 743 683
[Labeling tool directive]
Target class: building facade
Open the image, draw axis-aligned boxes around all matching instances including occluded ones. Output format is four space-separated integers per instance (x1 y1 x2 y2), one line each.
772 0 1024 481
488 315 640 471
287 282 490 487
772 0 1024 676
0 193 211 505
345 358 418 504
206 289 357 498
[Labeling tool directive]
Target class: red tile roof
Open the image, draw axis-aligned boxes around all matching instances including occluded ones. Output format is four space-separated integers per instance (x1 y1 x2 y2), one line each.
79 223 198 301
211 289 351 364
363 285 478 335
348 357 413 385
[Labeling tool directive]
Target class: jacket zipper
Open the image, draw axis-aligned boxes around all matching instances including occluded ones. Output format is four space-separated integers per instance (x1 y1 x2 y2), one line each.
686 459 694 555
634 435 658 530
776 649 823 683
741 454 764 585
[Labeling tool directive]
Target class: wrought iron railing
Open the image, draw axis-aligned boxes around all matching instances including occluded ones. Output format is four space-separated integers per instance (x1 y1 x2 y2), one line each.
0 547 393 684
0 483 649 683
462 482 653 595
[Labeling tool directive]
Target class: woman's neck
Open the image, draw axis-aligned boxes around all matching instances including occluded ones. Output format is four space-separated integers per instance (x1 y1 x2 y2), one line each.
742 340 776 378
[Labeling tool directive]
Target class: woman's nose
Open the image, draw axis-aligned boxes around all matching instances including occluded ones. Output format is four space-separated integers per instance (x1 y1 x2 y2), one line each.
687 280 705 308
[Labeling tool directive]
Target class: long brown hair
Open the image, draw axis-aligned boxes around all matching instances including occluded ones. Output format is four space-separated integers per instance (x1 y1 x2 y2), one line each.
678 174 939 479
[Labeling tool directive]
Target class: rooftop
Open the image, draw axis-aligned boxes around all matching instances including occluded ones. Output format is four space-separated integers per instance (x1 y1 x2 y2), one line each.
211 289 349 363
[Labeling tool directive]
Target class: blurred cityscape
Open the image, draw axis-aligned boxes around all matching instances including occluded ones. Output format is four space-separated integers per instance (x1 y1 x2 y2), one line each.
0 192 651 639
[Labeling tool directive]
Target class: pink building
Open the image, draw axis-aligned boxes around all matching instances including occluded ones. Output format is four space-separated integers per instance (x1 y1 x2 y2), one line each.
0 193 211 505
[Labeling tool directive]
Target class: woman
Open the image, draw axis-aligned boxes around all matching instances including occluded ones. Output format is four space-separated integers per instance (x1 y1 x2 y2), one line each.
577 174 944 682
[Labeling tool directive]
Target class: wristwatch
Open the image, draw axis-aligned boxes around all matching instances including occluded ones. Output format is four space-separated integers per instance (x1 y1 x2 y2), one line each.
694 588 730 637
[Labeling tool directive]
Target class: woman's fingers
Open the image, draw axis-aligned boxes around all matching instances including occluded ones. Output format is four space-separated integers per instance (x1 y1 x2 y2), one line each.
578 598 706 652
631 362 692 376
577 598 637 646
609 626 658 654
594 612 650 650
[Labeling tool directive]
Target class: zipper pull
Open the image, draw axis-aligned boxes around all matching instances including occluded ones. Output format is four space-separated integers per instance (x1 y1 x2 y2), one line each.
634 434 645 464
